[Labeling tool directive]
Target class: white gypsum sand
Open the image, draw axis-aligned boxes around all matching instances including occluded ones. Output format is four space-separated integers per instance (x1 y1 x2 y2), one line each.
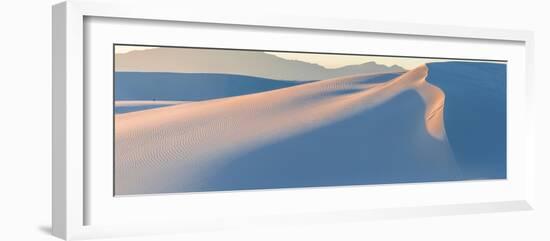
115 65 458 194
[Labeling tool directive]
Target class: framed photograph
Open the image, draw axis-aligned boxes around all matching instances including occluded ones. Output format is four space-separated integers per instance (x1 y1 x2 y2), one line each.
52 0 535 240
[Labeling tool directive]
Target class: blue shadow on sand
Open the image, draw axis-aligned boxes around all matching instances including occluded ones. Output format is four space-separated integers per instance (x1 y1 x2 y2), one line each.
426 62 506 180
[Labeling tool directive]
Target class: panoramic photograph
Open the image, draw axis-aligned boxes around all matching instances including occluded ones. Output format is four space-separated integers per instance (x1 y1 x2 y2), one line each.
113 45 507 195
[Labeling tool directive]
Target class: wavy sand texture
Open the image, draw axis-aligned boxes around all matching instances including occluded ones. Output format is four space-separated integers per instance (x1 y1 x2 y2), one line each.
115 65 458 195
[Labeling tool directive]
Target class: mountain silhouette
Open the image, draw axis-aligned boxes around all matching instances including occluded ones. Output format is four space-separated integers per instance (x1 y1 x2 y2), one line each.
115 47 405 80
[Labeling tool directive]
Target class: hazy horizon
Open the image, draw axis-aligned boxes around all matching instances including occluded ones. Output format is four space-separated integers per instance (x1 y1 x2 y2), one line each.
115 45 434 70
114 46 409 80
115 45 504 72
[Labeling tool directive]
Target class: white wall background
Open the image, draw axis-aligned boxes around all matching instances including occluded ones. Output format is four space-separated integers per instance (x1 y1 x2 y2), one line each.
0 0 548 240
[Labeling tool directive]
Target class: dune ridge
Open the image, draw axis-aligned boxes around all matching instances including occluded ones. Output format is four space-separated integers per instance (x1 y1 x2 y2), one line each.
115 65 455 195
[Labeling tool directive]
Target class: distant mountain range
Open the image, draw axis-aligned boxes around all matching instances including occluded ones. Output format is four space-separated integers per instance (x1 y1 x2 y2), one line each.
115 47 406 81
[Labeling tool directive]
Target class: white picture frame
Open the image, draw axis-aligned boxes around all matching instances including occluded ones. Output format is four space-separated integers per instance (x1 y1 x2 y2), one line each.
52 0 536 240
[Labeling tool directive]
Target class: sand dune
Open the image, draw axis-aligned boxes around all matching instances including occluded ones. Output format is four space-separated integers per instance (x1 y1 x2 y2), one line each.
115 65 459 195
114 72 308 102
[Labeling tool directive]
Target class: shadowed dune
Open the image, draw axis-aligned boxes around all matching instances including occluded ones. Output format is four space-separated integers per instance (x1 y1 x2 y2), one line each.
115 100 190 113
115 72 309 101
426 62 506 179
115 65 461 195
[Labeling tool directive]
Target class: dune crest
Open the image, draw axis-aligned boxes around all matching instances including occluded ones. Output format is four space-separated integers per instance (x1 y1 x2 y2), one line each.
115 65 455 194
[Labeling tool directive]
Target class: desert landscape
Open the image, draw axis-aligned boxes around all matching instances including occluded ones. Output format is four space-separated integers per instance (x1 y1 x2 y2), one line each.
114 46 506 195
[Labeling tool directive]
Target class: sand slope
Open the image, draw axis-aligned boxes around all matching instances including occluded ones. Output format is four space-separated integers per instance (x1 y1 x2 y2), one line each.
115 65 460 195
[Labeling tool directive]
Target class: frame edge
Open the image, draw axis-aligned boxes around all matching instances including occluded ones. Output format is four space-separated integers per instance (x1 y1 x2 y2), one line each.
52 2 68 240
